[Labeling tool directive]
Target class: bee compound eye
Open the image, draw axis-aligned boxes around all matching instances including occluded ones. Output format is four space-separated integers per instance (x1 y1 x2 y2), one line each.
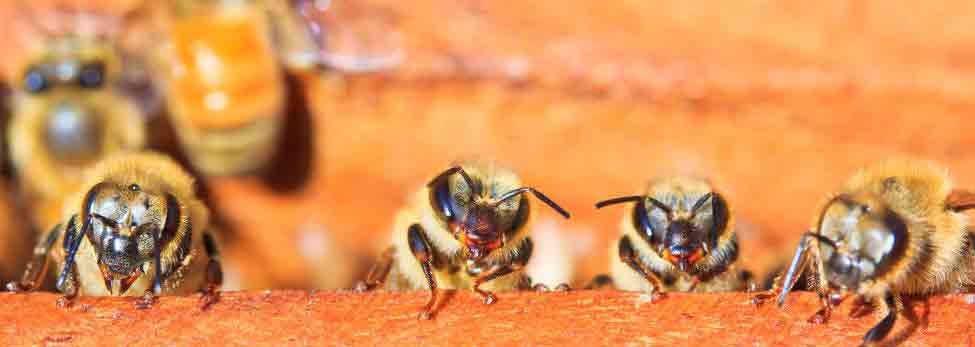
78 62 106 89
24 69 49 93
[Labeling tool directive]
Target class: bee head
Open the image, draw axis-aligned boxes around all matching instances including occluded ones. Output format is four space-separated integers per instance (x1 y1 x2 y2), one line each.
22 55 114 166
597 190 727 273
428 166 570 260
815 193 908 289
80 181 182 294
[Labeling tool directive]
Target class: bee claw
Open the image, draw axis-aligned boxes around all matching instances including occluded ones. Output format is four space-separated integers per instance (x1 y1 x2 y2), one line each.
483 293 497 305
532 283 551 292
56 295 75 309
807 309 831 324
749 291 776 307
198 290 220 310
134 291 157 310
353 281 371 293
554 283 571 292
650 291 666 302
418 310 433 320
5 282 24 293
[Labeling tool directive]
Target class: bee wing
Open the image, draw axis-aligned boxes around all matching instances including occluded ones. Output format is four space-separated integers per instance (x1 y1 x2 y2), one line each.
270 0 403 72
946 189 975 212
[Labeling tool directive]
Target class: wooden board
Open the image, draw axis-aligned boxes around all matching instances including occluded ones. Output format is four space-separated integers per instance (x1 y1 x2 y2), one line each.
1 291 974 346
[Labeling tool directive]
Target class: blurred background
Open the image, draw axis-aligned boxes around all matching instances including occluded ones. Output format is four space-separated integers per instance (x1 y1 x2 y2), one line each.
0 0 973 291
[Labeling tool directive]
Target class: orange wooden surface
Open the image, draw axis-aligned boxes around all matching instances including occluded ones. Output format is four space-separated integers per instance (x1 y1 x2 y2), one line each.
1 291 974 346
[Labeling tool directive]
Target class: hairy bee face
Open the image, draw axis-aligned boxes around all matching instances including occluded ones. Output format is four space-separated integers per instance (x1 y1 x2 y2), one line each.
428 172 528 260
816 194 908 289
83 182 180 293
632 191 727 272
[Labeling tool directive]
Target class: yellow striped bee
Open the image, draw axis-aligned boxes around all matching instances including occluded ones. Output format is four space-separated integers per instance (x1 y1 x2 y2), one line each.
754 159 975 345
158 0 399 176
6 152 222 309
356 162 570 319
591 176 750 297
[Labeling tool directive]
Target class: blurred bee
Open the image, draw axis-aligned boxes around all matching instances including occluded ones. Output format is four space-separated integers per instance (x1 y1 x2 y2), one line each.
158 0 400 176
590 176 750 297
6 152 223 309
5 3 149 228
356 163 571 319
753 159 975 345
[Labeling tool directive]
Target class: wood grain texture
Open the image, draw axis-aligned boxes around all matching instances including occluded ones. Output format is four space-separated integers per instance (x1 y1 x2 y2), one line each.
1 291 973 346
2 0 975 294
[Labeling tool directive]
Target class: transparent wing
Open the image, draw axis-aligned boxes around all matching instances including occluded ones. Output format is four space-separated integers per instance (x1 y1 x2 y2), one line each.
272 0 404 73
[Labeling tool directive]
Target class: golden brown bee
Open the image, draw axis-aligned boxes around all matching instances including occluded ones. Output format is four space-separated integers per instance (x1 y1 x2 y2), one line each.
158 0 399 176
6 152 223 309
356 163 571 319
754 159 975 345
591 176 750 297
6 4 148 228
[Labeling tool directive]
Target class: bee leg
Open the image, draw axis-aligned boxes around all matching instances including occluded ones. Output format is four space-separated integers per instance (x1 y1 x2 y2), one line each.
56 217 87 308
749 275 780 305
472 238 532 305
584 274 614 289
198 231 223 310
752 232 815 307
531 283 550 292
946 189 975 212
135 291 157 310
619 236 666 301
407 224 438 320
135 228 168 310
536 283 571 292
6 224 61 292
862 292 898 346
849 295 873 318
807 288 836 324
354 247 395 292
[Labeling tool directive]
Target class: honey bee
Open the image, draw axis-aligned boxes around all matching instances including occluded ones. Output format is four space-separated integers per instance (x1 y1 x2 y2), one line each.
6 152 223 309
158 0 399 176
6 3 148 228
590 176 750 297
356 163 571 319
753 159 975 345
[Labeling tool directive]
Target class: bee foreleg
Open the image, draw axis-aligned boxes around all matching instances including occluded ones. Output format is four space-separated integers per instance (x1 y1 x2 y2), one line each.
407 224 438 320
807 288 837 324
199 231 223 310
354 247 395 292
807 233 834 324
472 238 533 304
6 224 61 292
752 231 815 307
619 236 666 301
55 216 86 308
862 292 898 346
584 274 614 289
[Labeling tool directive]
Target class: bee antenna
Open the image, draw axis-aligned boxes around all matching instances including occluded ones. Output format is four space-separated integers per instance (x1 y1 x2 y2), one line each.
427 166 480 197
688 192 713 219
646 197 673 217
495 187 570 219
594 195 644 209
